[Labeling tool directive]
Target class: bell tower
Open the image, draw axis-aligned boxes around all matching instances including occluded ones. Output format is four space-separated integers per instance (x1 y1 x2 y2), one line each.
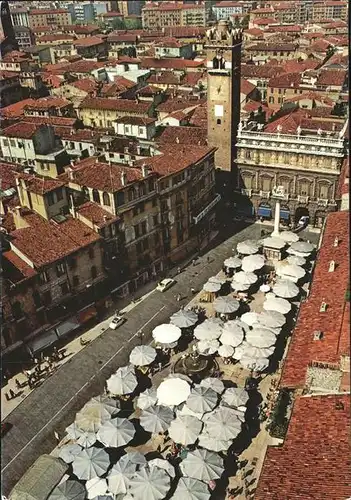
205 21 242 177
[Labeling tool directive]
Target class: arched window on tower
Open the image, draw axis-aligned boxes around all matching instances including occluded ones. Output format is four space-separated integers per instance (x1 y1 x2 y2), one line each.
212 56 219 69
219 58 226 69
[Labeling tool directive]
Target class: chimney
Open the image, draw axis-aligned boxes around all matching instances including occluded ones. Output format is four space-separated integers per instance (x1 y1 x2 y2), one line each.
70 159 75 167
121 170 127 186
175 137 180 144
70 193 76 218
12 206 30 230
67 167 75 181
333 237 339 247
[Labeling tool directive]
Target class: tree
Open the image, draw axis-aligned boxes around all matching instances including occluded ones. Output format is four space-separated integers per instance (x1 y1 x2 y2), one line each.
241 15 249 29
234 15 241 28
124 17 142 30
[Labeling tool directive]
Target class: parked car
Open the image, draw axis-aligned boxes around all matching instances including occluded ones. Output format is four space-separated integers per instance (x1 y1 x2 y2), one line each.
109 315 125 330
156 278 176 292
1 422 12 437
298 216 309 227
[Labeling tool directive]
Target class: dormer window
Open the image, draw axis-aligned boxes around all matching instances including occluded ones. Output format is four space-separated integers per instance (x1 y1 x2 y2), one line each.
320 301 327 312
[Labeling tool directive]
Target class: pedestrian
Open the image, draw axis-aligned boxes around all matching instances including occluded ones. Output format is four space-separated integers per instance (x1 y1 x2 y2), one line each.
15 378 21 389
192 259 196 267
54 431 60 444
176 293 181 302
177 267 181 274
158 361 162 372
207 256 210 263
191 287 195 295
9 388 16 399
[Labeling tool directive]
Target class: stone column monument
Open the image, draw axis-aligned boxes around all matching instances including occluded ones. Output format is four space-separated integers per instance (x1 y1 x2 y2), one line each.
272 200 280 237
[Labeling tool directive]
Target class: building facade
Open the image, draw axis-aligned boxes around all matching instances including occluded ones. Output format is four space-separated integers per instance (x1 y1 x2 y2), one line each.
142 2 206 29
213 2 244 21
28 8 72 29
234 125 347 227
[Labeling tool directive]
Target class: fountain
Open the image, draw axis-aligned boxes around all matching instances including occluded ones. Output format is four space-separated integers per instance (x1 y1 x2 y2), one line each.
173 344 217 383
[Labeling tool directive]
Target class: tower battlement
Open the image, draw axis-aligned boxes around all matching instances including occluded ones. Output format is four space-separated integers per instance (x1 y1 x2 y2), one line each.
205 21 242 48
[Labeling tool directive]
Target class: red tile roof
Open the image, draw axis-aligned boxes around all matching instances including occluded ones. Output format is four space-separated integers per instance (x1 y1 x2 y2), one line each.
157 126 207 146
61 24 100 35
73 36 105 47
0 70 19 80
21 115 77 127
189 103 207 128
281 211 349 388
76 201 120 228
284 91 334 106
9 209 101 268
56 60 105 74
268 72 301 89
115 116 156 126
241 64 285 79
267 24 302 33
79 97 152 114
253 17 278 25
1 99 36 118
37 34 75 43
157 97 205 114
107 33 139 43
317 69 347 87
247 42 297 52
3 249 38 281
240 78 256 96
70 78 98 94
310 38 334 52
140 58 205 70
163 26 205 38
244 28 264 37
16 173 66 195
2 122 41 139
24 97 72 111
255 394 351 500
0 161 22 191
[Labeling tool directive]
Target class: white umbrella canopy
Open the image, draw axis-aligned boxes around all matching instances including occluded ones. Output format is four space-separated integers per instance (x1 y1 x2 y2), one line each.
276 262 306 280
107 461 136 496
277 231 299 243
170 309 198 328
219 322 245 347
120 452 147 469
194 318 223 341
203 407 242 441
128 466 171 500
148 458 175 478
97 417 135 448
77 432 97 448
222 387 249 408
65 423 84 441
263 296 291 315
232 271 257 285
152 324 181 344
140 405 174 434
240 312 260 327
86 478 108 500
186 386 218 414
198 433 232 453
213 296 240 314
75 396 120 433
224 256 242 269
241 254 265 272
136 387 158 410
230 319 250 333
273 279 299 299
289 241 314 254
58 443 82 464
177 403 203 421
286 255 306 266
208 276 227 285
180 449 224 481
240 356 269 372
157 378 191 406
246 328 276 348
237 240 260 255
107 365 138 396
203 281 221 293
72 447 110 481
218 344 234 358
49 480 86 500
256 310 286 329
172 477 210 500
199 377 224 394
197 339 219 356
168 415 203 445
234 342 274 360
129 345 156 366
262 237 286 249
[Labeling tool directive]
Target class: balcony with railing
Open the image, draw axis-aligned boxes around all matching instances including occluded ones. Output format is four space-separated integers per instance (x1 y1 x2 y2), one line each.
297 195 309 204
259 190 270 199
317 198 328 207
238 130 345 148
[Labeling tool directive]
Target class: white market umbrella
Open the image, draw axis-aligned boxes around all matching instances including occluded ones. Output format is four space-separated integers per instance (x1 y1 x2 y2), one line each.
86 478 108 500
194 318 223 341
186 386 218 413
246 328 276 348
257 310 286 329
237 240 259 255
240 356 269 372
222 387 249 408
49 480 86 500
128 466 170 500
77 432 97 448
199 378 224 394
148 458 175 478
218 344 234 358
177 403 203 420
234 342 273 360
172 477 211 500
157 378 191 406
232 271 257 285
169 415 203 445
277 231 299 243
72 447 110 481
198 433 232 453
152 324 181 344
180 449 224 481
208 276 226 285
140 405 174 434
241 312 259 327
241 254 265 272
136 387 158 410
263 296 291 315
262 237 286 249
58 443 82 464
120 452 147 468
231 318 250 333
129 345 156 366
197 339 219 356
273 279 299 299
107 365 138 396
107 460 136 496
97 417 135 448
213 296 240 314
289 241 314 254
65 423 84 441
75 396 119 433
219 321 245 347
203 407 242 441
276 262 305 280
224 256 242 269
286 255 306 266
203 281 221 293
170 309 198 328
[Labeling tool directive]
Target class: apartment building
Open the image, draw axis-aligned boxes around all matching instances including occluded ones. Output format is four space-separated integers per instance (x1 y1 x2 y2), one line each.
28 9 72 29
142 2 206 29
311 1 348 21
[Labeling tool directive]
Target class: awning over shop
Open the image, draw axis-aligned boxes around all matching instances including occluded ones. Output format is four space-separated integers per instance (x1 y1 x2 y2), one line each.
257 207 272 218
26 329 59 355
55 316 80 338
280 210 290 220
236 205 255 216
77 305 97 325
